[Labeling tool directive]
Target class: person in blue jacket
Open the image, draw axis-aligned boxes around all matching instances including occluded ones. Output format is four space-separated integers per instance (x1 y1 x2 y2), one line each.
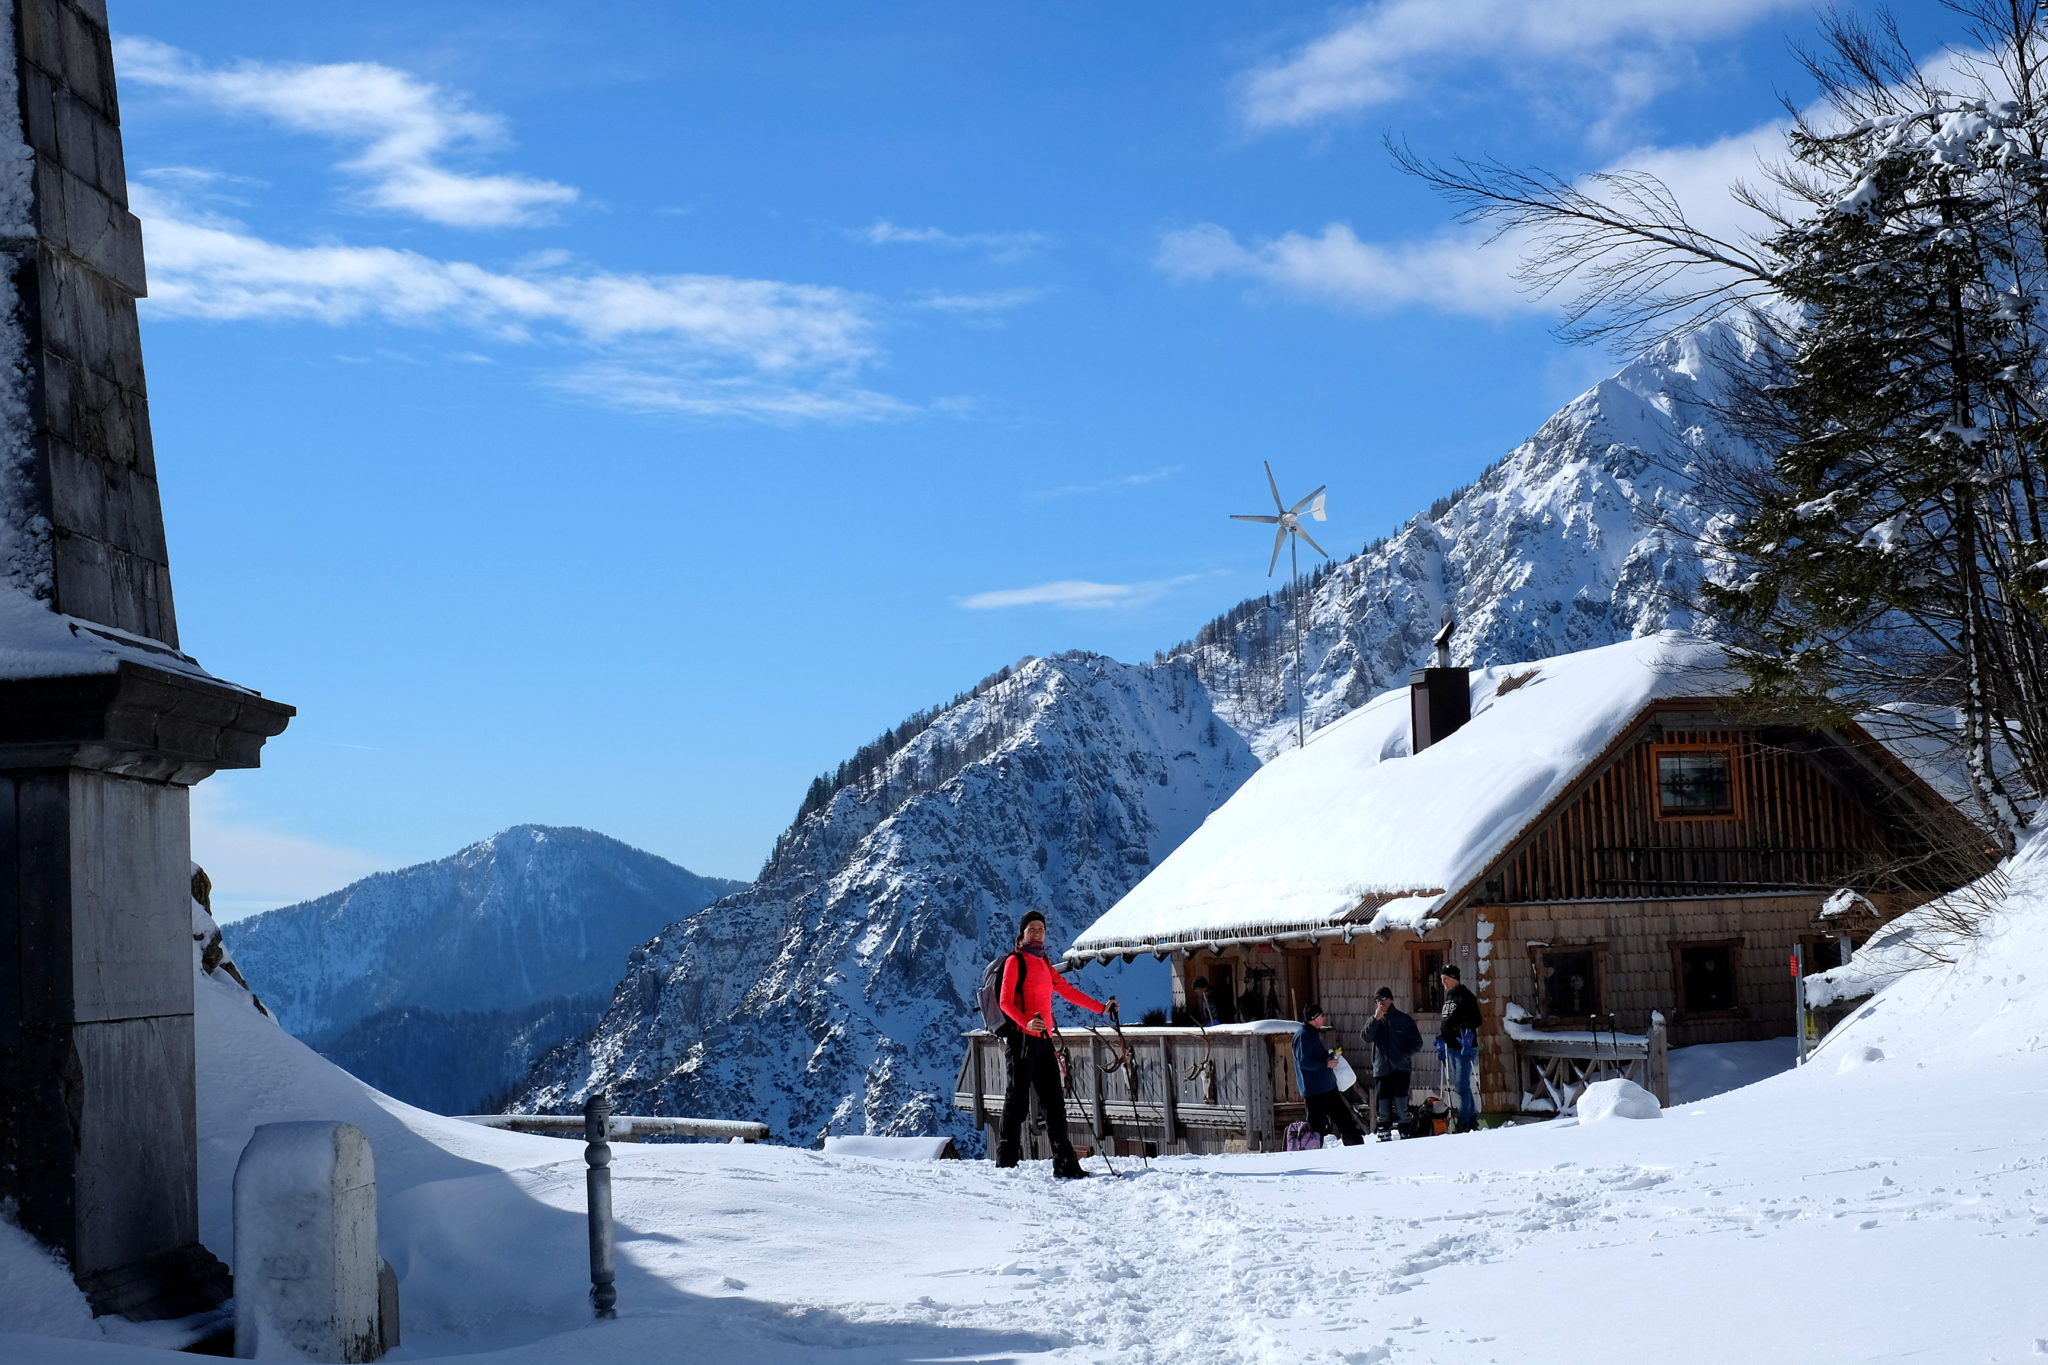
1293 1005 1365 1146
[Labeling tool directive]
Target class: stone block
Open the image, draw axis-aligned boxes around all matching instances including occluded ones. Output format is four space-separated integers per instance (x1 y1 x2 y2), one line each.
21 64 58 158
54 87 96 187
94 119 126 209
41 354 78 445
58 172 146 299
59 6 106 114
233 1123 383 1363
19 1 63 82
50 527 115 623
72 1014 197 1271
66 771 190 1023
32 158 68 249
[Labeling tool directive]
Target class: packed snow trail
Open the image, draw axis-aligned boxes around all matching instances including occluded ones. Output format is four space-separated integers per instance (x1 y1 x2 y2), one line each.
10 856 2048 1363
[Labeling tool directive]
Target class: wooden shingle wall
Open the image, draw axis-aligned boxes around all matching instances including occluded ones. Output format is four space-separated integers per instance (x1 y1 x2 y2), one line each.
1492 725 1897 903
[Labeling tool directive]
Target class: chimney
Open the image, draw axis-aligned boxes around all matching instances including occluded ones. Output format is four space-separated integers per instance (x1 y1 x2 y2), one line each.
1410 613 1470 752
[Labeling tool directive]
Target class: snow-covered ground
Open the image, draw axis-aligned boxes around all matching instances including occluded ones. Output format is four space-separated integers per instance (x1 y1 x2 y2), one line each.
8 846 2048 1363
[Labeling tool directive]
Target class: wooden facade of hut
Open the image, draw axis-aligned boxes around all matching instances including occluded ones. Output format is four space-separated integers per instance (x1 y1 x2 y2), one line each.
1039 635 1989 1135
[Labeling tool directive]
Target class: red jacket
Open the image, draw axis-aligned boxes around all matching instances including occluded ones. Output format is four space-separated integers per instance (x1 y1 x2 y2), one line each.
999 949 1105 1035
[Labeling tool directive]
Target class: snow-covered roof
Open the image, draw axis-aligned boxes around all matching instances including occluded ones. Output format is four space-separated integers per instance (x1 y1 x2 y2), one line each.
1073 634 1746 954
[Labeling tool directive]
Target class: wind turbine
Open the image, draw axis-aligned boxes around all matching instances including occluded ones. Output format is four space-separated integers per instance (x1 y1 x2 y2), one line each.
1231 461 1331 750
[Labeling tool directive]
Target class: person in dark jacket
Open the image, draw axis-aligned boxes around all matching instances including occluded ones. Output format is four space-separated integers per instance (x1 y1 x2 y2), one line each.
1361 986 1422 1140
995 910 1116 1178
1436 964 1483 1133
1293 1006 1365 1146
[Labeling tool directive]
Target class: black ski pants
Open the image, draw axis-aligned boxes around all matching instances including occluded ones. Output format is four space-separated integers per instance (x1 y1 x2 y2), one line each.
1374 1070 1412 1130
1304 1088 1365 1146
998 1032 1077 1164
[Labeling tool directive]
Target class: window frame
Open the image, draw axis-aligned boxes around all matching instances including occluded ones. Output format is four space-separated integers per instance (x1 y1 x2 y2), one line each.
1650 742 1744 823
1410 942 1448 1018
1669 937 1747 1020
1529 941 1609 1025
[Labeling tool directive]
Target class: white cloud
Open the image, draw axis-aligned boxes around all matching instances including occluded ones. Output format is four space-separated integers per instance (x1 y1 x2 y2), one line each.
1030 466 1182 501
134 184 879 377
1159 220 1529 317
960 575 1198 610
1238 0 1805 134
1159 120 1788 318
914 288 1047 312
548 365 916 424
191 784 390 922
116 36 577 228
856 220 1051 261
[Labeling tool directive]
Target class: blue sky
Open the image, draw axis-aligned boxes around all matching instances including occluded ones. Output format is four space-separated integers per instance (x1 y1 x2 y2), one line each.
113 0 1952 916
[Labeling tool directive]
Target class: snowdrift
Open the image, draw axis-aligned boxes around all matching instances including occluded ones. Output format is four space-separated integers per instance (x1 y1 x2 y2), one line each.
7 841 2048 1363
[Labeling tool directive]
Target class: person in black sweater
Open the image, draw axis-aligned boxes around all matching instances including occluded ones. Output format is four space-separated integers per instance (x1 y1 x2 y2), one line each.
1361 987 1423 1140
1436 965 1483 1133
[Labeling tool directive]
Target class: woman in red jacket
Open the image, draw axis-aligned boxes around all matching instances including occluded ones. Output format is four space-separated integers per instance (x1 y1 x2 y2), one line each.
996 909 1116 1178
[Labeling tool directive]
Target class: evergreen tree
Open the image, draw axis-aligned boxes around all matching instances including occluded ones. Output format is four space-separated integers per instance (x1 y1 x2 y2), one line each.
1701 23 2048 837
1398 1 2048 841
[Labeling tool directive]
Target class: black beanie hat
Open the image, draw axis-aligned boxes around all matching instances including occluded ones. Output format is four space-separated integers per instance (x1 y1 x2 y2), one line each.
1440 963 1461 981
1018 910 1047 936
1374 986 1395 1001
1302 1003 1325 1023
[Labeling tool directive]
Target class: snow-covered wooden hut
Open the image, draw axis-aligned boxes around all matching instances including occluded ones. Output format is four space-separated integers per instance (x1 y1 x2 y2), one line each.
1056 633 1987 1127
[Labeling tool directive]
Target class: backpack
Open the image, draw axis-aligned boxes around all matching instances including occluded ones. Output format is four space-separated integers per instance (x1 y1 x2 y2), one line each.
977 952 1025 1039
1283 1120 1323 1151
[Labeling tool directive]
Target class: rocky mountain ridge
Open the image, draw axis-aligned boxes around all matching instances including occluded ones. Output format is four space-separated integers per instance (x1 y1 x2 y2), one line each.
514 327 1756 1145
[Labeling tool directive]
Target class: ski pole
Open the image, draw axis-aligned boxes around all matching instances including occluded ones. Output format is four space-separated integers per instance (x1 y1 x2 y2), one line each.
1106 1006 1151 1169
1082 1025 1126 1177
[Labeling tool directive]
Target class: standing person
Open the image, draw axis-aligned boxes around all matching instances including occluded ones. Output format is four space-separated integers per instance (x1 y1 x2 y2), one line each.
1293 1006 1366 1147
995 910 1116 1178
1361 986 1422 1141
1436 964 1483 1133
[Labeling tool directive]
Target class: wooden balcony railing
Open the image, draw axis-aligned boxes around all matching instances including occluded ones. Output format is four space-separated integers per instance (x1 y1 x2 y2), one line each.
953 1024 1310 1154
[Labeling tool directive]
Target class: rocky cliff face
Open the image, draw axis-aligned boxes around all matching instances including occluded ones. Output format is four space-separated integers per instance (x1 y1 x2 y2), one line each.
517 654 1254 1141
1181 327 1749 756
525 328 1758 1145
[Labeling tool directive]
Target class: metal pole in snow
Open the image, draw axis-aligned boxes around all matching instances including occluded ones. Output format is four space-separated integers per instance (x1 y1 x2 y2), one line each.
1290 534 1306 750
584 1094 619 1319
1792 942 1808 1068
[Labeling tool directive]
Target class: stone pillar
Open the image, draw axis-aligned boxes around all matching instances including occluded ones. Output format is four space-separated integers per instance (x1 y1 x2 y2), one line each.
232 1123 382 1363
0 0 294 1321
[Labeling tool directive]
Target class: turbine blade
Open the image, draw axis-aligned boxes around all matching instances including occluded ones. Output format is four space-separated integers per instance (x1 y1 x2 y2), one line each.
1230 514 1280 523
1310 491 1327 522
1264 461 1284 513
1289 484 1326 515
1268 524 1286 575
1293 524 1330 558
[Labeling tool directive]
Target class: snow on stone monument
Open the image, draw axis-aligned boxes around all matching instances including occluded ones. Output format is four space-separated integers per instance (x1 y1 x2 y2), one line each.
232 1123 382 1363
0 0 294 1321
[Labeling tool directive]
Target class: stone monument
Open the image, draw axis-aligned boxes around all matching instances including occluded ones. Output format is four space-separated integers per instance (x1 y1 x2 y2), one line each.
0 0 294 1320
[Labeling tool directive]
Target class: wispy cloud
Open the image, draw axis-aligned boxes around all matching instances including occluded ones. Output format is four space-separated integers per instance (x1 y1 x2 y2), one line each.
1159 120 1786 318
1238 0 1804 137
191 784 390 922
548 365 916 424
856 220 1051 262
134 186 872 366
1030 466 1182 502
914 288 1047 313
133 184 906 423
960 574 1199 611
117 36 578 228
